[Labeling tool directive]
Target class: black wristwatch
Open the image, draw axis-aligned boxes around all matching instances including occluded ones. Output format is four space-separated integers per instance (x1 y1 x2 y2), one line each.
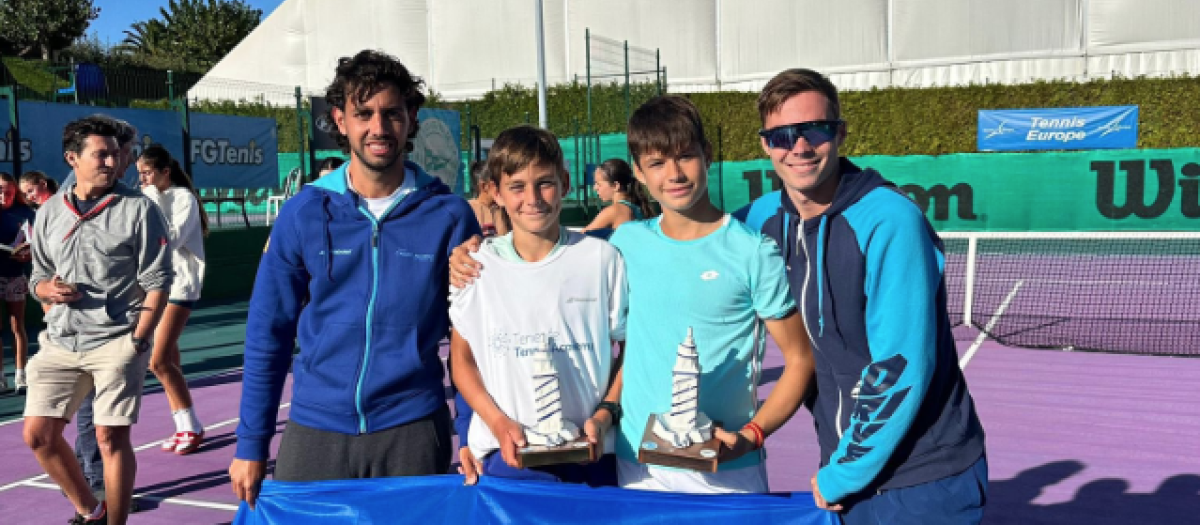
132 337 151 354
595 401 622 424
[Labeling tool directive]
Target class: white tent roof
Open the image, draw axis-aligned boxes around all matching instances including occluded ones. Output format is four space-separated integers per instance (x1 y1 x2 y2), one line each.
191 0 1200 103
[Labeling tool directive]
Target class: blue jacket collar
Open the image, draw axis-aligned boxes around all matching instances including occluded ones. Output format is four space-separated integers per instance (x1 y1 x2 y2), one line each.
310 159 439 197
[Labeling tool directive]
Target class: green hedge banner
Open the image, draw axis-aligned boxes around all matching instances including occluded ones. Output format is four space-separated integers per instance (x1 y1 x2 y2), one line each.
725 148 1200 232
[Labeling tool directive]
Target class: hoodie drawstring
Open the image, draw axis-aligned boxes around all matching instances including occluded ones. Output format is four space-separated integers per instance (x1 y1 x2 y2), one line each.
781 212 791 264
323 194 335 282
815 215 828 337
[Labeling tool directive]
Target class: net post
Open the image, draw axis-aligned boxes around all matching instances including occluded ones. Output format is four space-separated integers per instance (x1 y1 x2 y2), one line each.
963 235 978 327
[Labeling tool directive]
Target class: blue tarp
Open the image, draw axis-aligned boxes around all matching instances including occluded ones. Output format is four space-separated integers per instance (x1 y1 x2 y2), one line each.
234 475 840 524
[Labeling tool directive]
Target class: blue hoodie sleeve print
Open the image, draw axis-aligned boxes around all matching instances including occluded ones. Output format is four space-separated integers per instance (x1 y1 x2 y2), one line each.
236 196 312 461
817 192 942 503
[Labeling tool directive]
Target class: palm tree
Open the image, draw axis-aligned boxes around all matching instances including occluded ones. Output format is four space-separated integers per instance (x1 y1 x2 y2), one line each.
117 0 260 71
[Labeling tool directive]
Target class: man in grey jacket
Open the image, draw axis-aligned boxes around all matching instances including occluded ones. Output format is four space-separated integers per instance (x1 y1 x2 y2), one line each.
22 115 172 525
70 117 139 505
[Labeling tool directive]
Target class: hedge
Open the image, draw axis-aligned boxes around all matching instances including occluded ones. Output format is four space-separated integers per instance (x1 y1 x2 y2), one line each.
431 76 1200 160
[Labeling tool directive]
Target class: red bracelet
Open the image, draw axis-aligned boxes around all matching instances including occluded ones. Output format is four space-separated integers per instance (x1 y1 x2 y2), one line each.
743 422 766 450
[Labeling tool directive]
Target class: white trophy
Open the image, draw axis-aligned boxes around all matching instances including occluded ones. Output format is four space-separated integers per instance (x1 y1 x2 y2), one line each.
517 338 595 468
639 327 721 471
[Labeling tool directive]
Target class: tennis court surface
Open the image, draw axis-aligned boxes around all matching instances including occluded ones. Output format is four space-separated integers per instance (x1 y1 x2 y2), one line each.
0 292 1196 523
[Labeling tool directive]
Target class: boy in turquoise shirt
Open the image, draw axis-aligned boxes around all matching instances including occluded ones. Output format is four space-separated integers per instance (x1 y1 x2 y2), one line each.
606 96 814 493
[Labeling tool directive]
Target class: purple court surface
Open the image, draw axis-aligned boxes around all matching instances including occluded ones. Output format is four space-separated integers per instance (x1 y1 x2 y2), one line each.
0 322 1196 523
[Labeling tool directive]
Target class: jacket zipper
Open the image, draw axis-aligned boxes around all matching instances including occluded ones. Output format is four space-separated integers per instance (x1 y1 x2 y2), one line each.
797 218 844 438
355 211 382 434
796 218 821 355
353 192 411 434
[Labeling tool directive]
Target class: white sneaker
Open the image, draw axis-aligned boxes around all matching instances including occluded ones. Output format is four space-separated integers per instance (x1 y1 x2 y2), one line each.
14 369 26 391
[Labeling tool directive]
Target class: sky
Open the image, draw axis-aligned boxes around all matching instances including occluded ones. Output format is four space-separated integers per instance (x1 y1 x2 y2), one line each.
88 0 285 48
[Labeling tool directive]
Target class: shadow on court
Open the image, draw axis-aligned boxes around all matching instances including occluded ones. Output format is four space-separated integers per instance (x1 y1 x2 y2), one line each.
986 460 1200 525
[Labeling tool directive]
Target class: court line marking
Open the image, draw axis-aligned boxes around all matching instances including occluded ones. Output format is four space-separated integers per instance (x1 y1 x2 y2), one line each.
960 280 1025 369
974 278 1179 287
0 403 290 494
22 480 240 512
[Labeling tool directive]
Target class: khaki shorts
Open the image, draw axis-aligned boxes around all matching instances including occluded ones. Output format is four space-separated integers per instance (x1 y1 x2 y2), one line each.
24 332 151 427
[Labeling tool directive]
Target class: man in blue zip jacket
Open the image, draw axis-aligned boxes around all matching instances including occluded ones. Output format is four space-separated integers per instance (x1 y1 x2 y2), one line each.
229 50 480 508
736 69 987 524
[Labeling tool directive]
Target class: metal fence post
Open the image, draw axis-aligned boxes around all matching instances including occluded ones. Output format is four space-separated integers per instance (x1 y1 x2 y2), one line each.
464 103 472 157
170 94 192 178
0 87 21 177
717 125 725 211
624 40 631 133
573 119 581 205
656 49 662 96
586 28 593 148
294 86 307 182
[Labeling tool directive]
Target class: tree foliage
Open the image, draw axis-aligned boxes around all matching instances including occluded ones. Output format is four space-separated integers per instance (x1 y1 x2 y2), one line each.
118 0 261 72
0 0 100 60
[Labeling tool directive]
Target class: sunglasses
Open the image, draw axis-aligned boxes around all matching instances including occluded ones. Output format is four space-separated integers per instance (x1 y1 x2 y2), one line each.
758 120 843 150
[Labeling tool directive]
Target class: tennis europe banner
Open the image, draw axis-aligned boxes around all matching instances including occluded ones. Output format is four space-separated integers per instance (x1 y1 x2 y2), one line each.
977 106 1138 151
234 476 839 525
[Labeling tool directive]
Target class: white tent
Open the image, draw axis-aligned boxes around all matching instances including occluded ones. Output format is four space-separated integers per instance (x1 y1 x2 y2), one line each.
191 0 1200 103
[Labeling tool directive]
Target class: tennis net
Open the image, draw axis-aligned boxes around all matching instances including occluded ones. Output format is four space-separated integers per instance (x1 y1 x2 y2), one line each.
941 232 1200 356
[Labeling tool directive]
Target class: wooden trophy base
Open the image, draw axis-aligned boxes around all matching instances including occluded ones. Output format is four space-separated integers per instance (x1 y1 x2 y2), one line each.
636 415 721 473
517 435 597 469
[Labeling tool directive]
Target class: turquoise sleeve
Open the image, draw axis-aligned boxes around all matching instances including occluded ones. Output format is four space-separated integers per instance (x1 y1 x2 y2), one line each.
817 194 941 503
750 235 796 320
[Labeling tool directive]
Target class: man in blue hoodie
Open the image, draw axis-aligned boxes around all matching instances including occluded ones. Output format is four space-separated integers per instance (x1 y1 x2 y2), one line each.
736 69 987 524
229 50 480 508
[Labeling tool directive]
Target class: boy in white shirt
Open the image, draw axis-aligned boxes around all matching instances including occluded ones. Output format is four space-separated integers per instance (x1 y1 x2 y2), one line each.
450 125 626 486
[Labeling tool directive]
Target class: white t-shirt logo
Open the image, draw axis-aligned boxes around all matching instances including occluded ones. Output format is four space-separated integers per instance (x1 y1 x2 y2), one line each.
701 270 720 281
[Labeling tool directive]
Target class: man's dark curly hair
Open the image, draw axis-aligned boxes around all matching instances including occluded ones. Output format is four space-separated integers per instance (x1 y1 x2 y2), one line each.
324 49 426 153
61 115 120 155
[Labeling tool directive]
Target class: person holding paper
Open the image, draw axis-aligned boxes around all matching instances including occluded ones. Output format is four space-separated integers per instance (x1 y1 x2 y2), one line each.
0 172 35 392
